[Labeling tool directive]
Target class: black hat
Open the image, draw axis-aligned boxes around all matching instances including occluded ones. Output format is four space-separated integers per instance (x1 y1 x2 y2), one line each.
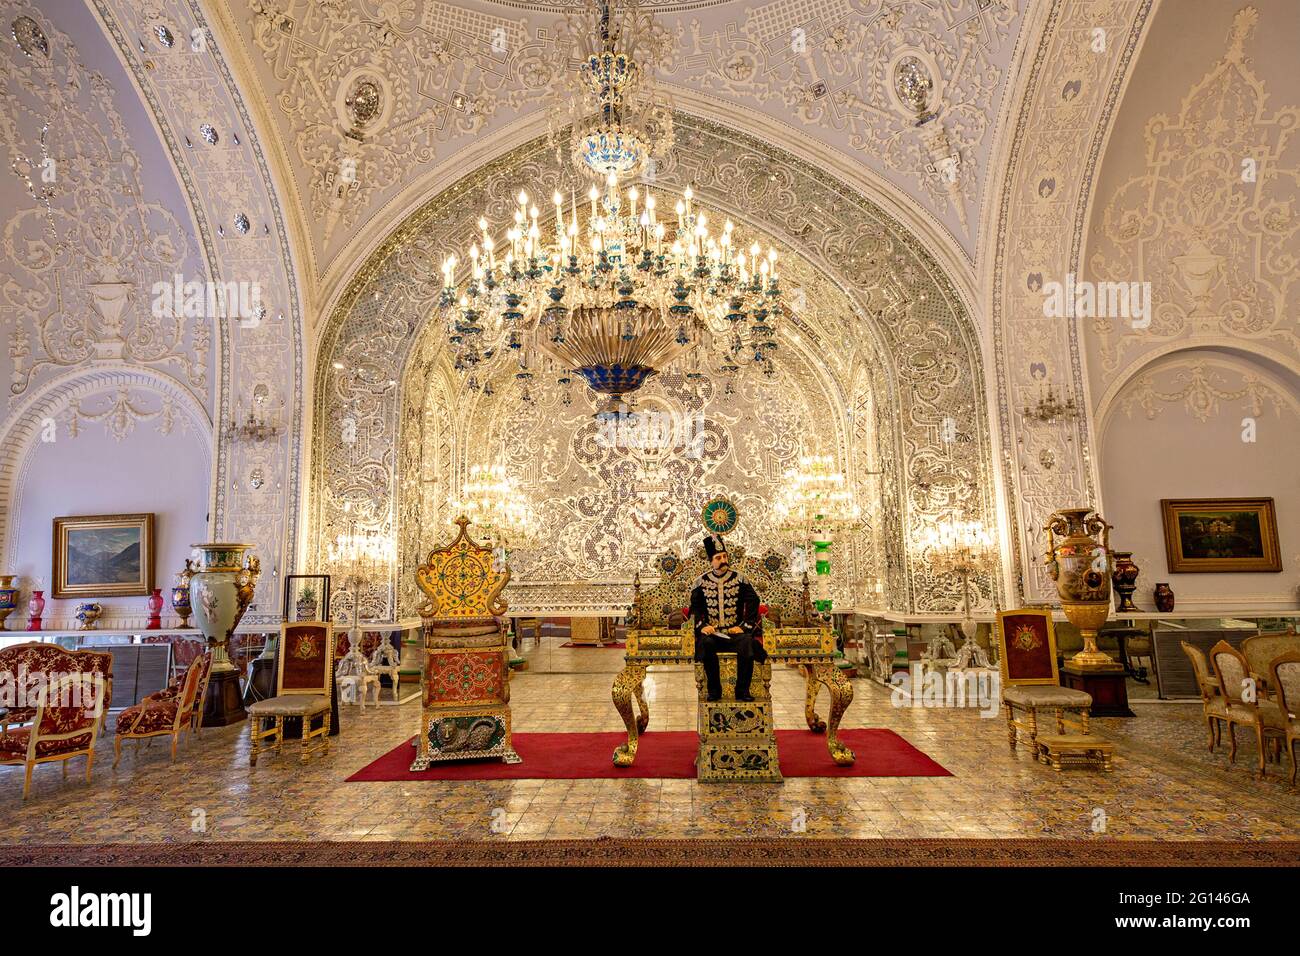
703 534 727 559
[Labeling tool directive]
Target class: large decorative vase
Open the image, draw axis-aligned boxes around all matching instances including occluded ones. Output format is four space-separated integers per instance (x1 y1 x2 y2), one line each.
26 589 44 631
75 602 103 630
171 560 194 628
1111 551 1140 613
189 543 260 726
1154 583 1176 613
1045 507 1117 669
145 588 164 629
0 576 16 630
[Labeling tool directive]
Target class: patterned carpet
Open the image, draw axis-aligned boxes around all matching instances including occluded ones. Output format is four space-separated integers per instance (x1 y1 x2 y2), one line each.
2 838 1296 867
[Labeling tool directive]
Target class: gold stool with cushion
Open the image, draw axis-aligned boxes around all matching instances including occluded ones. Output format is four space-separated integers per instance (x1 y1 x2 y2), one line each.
997 610 1094 753
247 623 333 766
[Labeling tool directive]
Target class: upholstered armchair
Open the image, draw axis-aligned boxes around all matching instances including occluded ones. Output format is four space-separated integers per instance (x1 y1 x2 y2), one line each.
114 655 206 765
141 653 213 735
246 623 334 765
0 643 113 735
0 671 108 798
411 516 519 768
1181 641 1227 751
1267 652 1300 786
1208 640 1288 777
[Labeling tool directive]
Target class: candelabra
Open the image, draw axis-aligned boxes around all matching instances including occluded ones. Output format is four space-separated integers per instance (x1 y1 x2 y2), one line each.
226 384 282 442
919 518 997 666
327 506 396 654
774 454 863 612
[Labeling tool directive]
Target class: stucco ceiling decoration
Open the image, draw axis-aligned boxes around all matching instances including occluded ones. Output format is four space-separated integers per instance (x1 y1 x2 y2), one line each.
0 3 208 406
228 0 1027 280
1086 5 1300 395
984 0 1153 605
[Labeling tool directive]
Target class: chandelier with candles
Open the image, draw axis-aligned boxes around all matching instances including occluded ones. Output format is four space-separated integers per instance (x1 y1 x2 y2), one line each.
449 463 539 550
439 1 785 414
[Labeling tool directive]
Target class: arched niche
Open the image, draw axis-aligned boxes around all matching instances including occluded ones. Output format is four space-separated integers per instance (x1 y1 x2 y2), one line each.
311 112 997 618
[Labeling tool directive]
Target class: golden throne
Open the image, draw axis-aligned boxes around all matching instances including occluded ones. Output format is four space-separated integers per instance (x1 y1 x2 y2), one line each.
612 546 855 775
411 516 520 769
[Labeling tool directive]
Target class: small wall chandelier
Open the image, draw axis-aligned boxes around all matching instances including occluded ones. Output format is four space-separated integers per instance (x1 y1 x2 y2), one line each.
439 1 785 414
225 384 281 442
1021 382 1078 425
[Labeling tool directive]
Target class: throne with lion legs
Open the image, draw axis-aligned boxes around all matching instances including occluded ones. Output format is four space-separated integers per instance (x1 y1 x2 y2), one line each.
410 516 520 769
613 544 855 780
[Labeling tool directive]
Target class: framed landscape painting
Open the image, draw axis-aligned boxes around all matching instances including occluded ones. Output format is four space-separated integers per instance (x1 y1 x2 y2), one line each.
1160 498 1282 573
52 513 155 599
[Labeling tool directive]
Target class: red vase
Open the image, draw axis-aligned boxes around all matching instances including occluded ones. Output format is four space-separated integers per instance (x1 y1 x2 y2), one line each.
26 590 44 631
146 587 164 629
1153 583 1175 613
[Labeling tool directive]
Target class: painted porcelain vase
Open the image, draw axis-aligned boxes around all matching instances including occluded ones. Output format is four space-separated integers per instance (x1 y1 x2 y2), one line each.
1154 583 1176 613
1044 507 1115 668
0 575 16 630
26 589 44 631
75 602 103 631
171 560 195 628
188 543 260 674
1111 551 1141 613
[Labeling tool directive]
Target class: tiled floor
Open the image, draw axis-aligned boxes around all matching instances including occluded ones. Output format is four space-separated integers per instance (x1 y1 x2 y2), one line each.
1 641 1297 844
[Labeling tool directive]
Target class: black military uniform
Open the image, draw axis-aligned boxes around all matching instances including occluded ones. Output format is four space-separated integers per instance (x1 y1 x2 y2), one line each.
691 534 767 701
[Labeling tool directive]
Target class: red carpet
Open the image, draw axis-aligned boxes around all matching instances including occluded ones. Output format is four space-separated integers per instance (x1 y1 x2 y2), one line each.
558 641 626 649
346 729 950 781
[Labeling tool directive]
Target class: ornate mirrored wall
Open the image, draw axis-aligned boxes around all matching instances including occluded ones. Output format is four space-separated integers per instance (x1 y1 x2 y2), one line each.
311 113 999 620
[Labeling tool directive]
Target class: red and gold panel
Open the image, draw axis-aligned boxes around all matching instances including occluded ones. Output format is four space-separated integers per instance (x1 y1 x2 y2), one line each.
424 649 506 706
997 609 1059 685
278 623 333 695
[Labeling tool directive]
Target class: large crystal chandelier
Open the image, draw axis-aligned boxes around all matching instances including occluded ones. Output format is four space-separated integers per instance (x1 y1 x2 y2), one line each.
439 1 785 414
450 463 539 550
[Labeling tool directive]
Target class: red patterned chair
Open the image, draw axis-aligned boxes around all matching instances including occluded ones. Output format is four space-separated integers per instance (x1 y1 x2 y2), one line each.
113 655 206 765
141 653 213 735
0 670 108 798
0 642 113 735
411 516 519 769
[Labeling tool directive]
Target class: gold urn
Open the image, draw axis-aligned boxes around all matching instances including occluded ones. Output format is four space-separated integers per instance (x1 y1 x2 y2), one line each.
1045 507 1118 670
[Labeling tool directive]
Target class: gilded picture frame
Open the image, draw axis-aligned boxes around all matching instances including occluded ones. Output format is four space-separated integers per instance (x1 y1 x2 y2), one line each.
52 513 155 599
1160 497 1282 573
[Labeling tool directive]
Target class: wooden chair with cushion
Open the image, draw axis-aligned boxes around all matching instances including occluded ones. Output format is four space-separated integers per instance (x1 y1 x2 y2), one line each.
1242 631 1300 699
997 609 1094 753
0 671 107 798
246 622 334 765
1268 652 1300 786
1208 640 1288 777
1181 640 1227 751
1268 655 1300 790
113 654 206 765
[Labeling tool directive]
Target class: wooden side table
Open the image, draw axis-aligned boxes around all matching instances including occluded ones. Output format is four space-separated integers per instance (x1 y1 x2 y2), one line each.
1061 661 1134 717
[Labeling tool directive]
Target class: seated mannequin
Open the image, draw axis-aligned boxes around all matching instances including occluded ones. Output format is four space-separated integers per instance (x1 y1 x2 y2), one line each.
691 533 768 701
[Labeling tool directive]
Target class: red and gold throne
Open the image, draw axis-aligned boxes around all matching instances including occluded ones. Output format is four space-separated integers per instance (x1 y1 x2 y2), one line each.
410 516 520 769
613 545 855 773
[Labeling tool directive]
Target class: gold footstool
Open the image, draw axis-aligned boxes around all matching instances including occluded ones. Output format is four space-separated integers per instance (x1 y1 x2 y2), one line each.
695 655 782 784
1034 733 1114 772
